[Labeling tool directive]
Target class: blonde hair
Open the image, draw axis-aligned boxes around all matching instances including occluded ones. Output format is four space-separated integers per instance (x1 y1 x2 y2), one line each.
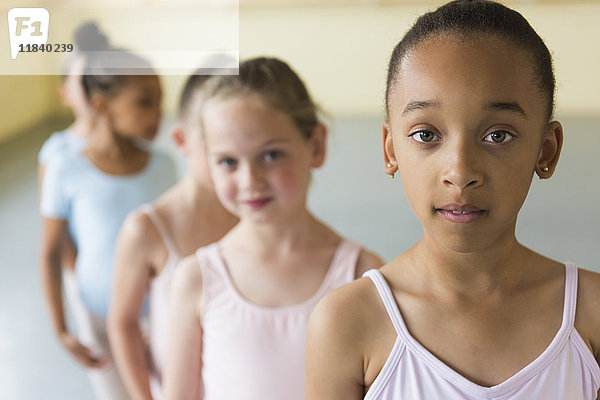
202 57 320 140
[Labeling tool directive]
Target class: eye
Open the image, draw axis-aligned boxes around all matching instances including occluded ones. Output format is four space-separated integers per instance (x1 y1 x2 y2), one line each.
218 157 237 169
410 130 440 143
483 130 515 144
263 150 283 162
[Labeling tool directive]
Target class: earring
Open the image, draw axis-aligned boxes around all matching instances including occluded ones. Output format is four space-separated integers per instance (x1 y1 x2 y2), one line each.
542 166 549 172
386 163 395 179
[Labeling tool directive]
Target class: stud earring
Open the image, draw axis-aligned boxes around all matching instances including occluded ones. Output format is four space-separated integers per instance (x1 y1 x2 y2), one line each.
386 163 395 179
542 166 549 172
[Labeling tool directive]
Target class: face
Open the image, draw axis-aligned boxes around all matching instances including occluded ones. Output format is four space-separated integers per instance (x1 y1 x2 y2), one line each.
202 95 325 223
384 34 562 253
105 75 162 141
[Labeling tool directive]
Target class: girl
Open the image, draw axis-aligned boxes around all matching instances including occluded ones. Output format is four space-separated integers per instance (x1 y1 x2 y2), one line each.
107 71 238 400
306 1 600 399
38 21 110 271
39 50 176 400
163 57 384 400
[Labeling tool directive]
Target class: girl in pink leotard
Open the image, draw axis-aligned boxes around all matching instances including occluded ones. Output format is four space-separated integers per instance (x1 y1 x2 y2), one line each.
163 57 384 400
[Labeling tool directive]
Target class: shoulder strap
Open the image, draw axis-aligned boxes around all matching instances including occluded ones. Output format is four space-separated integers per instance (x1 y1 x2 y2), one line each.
563 262 578 328
325 240 363 286
362 269 405 335
195 243 237 319
141 204 179 257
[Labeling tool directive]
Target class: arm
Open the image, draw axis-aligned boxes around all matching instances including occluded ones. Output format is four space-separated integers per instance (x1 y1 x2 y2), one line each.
38 163 46 204
107 212 158 400
163 256 204 400
305 286 366 400
39 216 106 368
39 162 77 270
355 250 385 278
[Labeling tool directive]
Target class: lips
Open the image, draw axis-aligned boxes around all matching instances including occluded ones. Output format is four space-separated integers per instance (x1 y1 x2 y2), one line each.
435 203 487 223
243 197 273 210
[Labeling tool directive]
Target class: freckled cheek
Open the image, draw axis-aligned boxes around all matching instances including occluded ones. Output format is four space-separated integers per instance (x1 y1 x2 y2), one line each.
211 171 238 208
271 167 307 199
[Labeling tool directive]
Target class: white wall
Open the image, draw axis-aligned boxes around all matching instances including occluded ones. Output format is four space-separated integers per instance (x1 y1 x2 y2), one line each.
238 3 600 117
2 2 599 145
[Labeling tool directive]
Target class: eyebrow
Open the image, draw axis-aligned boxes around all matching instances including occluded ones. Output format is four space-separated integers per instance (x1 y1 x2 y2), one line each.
262 139 290 146
486 101 527 117
402 100 441 116
208 138 291 155
401 99 528 118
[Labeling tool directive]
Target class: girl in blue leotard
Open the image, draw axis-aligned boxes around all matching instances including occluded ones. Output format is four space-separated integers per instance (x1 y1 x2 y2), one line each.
39 49 176 400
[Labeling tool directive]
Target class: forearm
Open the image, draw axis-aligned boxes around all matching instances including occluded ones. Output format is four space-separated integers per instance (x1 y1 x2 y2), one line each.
39 249 68 337
109 319 154 400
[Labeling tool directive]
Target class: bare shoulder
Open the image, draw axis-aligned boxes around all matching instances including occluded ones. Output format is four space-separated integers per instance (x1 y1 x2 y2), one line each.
575 266 600 360
311 275 384 350
307 275 385 396
355 249 385 278
173 254 203 293
120 207 162 251
114 208 167 276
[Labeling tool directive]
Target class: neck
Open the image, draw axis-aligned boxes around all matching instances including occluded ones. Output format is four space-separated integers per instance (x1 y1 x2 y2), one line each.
408 223 533 298
88 120 141 158
235 207 322 254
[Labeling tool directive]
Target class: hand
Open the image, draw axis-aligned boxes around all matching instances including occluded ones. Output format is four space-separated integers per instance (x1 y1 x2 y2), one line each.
59 332 108 369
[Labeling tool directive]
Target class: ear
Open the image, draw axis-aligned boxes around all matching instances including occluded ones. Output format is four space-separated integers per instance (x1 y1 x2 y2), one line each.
309 122 327 168
535 121 563 179
171 125 189 156
383 121 398 176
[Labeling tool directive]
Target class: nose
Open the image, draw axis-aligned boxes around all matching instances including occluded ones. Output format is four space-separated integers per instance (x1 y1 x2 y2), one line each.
441 136 483 190
240 162 267 191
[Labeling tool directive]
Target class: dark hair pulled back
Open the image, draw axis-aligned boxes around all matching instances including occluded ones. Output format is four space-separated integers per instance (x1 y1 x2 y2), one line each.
385 0 555 120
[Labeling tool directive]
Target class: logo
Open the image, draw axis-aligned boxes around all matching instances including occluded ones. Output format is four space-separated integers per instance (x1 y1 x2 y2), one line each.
7 8 49 60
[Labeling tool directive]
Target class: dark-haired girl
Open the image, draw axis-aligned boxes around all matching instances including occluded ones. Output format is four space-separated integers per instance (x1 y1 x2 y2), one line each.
306 1 600 399
37 21 110 278
39 50 176 400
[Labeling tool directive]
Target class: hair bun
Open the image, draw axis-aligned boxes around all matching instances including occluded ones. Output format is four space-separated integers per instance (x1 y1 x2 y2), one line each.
74 21 110 52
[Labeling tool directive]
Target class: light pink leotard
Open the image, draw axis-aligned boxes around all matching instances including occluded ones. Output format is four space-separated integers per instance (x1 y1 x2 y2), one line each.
142 205 182 400
197 239 362 400
363 263 600 400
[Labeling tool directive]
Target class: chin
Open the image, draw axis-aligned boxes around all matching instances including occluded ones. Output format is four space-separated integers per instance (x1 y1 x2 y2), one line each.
429 230 490 254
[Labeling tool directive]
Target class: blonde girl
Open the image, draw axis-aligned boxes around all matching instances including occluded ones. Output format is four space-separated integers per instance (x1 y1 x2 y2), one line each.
163 57 383 400
108 71 237 400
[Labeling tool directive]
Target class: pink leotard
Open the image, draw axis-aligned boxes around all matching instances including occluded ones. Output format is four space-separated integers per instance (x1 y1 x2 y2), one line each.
363 263 600 400
197 239 362 400
142 205 182 400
